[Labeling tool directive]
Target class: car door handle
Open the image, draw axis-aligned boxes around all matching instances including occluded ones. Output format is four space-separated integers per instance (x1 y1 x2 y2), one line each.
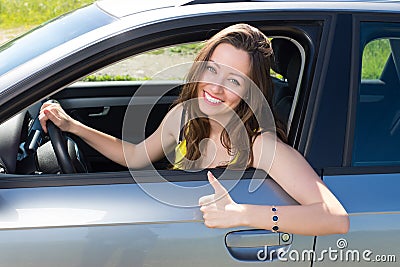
225 229 292 262
88 106 110 117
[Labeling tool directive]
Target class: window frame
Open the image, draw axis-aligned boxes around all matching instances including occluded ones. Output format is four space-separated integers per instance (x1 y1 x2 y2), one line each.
344 15 400 174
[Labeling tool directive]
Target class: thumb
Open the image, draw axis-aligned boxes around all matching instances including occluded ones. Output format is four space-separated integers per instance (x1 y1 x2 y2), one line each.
207 171 227 195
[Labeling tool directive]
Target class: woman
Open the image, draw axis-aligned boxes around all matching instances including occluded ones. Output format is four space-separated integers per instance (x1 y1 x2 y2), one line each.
40 24 349 236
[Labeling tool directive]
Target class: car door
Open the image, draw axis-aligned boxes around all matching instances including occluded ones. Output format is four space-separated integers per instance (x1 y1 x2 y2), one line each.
310 15 400 266
0 6 327 266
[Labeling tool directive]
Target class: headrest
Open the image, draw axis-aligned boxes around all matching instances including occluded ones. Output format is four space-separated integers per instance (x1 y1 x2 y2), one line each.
271 38 300 78
272 38 301 93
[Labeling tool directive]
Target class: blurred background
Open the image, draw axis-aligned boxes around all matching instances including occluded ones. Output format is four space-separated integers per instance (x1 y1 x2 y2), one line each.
0 0 94 44
0 0 197 81
0 0 389 80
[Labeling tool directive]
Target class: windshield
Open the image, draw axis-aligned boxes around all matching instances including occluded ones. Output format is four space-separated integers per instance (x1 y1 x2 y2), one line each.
0 4 115 77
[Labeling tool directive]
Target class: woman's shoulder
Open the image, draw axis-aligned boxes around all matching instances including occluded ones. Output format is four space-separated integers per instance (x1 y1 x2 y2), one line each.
253 131 279 144
162 104 185 141
252 131 290 155
253 131 302 158
251 131 297 171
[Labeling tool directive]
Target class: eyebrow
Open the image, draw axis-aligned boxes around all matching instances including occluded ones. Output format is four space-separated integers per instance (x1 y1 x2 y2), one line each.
209 60 247 82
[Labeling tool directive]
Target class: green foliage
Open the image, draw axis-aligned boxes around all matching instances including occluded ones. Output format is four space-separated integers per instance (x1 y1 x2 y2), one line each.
362 38 391 80
146 48 165 55
168 43 205 55
2 1 390 82
147 42 205 56
0 0 95 28
82 74 151 82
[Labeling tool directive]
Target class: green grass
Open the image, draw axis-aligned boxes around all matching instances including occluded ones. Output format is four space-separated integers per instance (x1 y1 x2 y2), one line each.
0 1 391 81
362 38 391 80
168 43 205 55
0 0 95 29
0 0 203 55
82 74 151 82
148 42 205 56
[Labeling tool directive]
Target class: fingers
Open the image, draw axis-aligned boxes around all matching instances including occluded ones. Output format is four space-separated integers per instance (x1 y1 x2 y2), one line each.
39 103 62 133
39 102 53 111
201 210 219 228
38 112 48 133
199 194 215 206
200 202 216 212
199 172 239 229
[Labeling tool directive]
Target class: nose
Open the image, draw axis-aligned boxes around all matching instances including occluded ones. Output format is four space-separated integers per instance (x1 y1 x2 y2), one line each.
208 83 224 94
208 79 224 94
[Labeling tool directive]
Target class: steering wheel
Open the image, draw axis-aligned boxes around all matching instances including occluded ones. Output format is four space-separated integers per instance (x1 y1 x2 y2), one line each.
46 120 76 173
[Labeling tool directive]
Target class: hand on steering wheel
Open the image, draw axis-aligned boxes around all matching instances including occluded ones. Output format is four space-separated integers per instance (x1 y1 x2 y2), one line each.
46 120 76 173
39 100 77 173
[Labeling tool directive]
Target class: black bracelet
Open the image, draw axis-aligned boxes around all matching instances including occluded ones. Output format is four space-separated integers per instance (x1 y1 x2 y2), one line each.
271 206 279 232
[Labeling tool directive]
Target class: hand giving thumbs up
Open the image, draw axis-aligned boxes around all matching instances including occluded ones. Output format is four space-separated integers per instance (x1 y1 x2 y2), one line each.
199 171 246 228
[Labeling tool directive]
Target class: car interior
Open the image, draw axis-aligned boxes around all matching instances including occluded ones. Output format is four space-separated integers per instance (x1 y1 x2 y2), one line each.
0 36 303 175
354 38 400 166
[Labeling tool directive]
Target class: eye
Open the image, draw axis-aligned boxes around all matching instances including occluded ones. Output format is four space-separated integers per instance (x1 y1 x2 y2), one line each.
229 78 240 86
207 66 217 74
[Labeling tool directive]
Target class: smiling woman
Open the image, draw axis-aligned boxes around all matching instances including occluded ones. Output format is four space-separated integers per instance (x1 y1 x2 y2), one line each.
2 0 400 265
39 23 349 236
198 44 250 115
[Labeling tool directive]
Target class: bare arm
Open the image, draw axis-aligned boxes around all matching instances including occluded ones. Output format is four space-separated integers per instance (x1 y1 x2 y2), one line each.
244 133 349 235
39 103 181 169
200 133 349 236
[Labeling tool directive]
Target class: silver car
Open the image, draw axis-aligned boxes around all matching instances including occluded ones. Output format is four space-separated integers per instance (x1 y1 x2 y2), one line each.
0 0 398 266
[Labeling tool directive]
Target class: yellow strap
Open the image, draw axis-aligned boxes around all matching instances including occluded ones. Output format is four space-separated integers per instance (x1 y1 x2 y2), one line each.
173 139 239 170
173 139 187 170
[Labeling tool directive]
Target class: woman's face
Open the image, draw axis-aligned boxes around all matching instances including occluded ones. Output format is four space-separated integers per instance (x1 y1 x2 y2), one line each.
197 43 251 118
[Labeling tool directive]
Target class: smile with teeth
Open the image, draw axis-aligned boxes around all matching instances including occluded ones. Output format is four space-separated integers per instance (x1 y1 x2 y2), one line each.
204 91 223 104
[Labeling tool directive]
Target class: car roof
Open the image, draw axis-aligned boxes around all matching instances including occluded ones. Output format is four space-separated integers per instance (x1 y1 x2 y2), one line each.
97 0 400 18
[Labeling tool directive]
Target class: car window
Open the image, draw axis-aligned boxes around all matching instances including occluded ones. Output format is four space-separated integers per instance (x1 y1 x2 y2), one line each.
75 36 305 171
81 37 304 130
82 39 300 83
352 36 400 166
0 5 114 77
83 43 203 82
361 39 391 80
36 36 306 174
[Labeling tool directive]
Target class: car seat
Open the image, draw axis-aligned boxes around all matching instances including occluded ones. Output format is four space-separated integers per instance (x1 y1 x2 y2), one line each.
271 38 302 128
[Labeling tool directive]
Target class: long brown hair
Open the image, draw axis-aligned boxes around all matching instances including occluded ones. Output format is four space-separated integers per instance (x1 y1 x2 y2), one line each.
174 23 287 169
